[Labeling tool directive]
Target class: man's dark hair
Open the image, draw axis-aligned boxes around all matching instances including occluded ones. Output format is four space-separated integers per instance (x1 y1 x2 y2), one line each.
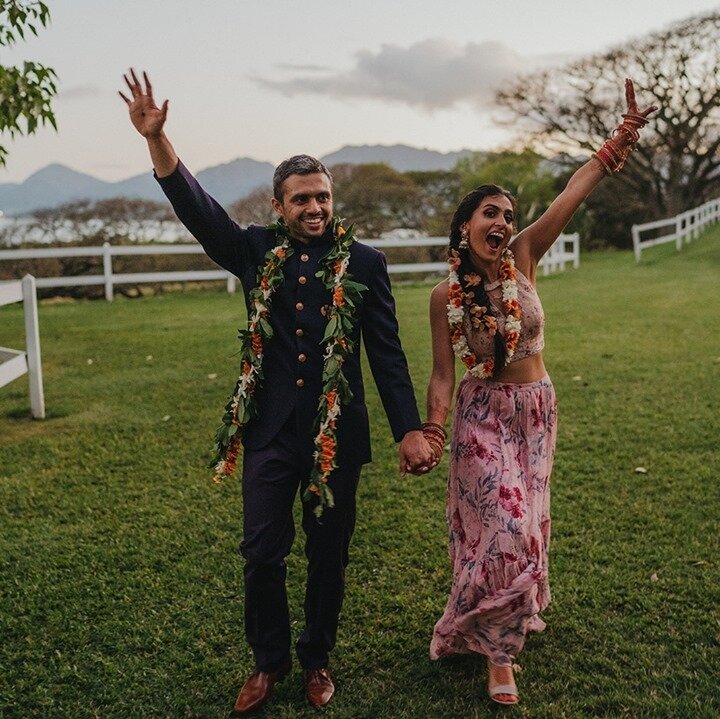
272 154 333 201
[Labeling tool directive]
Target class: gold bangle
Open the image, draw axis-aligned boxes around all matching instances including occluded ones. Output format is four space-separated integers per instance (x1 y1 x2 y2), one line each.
592 152 613 175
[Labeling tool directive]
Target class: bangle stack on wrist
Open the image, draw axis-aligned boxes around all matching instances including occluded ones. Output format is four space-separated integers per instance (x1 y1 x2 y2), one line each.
422 421 447 461
593 112 649 174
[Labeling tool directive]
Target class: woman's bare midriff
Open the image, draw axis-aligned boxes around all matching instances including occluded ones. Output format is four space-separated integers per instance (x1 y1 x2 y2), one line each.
491 352 547 384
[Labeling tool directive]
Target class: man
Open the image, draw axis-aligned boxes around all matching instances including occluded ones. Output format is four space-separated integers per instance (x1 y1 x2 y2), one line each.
120 70 435 713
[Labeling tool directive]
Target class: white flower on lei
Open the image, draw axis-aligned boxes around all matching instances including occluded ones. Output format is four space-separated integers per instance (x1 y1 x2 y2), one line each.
238 373 254 395
469 363 491 379
323 341 345 362
447 303 465 324
506 316 521 334
336 256 350 277
327 396 341 422
253 300 269 316
452 334 470 356
502 279 518 302
214 459 230 475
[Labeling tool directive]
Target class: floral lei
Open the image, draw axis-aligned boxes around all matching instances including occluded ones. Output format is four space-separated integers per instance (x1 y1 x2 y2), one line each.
447 247 521 378
211 217 367 518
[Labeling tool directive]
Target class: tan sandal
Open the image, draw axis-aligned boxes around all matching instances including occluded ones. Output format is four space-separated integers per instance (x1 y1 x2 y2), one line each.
487 661 519 705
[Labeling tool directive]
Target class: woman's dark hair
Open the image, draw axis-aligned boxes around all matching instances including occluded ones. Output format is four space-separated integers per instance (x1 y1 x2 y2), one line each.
449 185 518 373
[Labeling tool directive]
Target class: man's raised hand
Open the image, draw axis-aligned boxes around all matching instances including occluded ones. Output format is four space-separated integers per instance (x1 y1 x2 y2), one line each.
119 69 168 138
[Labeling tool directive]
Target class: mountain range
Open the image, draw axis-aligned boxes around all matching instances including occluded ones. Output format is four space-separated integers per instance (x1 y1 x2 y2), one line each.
0 144 476 216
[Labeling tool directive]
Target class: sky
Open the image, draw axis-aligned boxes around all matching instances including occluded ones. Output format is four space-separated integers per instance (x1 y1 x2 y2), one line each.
1 0 719 184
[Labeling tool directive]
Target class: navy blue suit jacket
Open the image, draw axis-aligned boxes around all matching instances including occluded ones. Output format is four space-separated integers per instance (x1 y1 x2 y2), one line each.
157 162 422 466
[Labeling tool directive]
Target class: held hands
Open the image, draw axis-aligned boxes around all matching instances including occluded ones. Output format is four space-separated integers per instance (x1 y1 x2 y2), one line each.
421 422 446 464
399 423 447 476
118 69 169 138
398 430 438 476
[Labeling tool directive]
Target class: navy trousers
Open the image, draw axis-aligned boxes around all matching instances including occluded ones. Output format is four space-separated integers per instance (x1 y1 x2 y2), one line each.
240 417 361 672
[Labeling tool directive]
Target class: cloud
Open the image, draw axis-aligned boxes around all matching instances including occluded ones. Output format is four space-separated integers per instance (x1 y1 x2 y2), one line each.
255 39 567 111
274 62 333 73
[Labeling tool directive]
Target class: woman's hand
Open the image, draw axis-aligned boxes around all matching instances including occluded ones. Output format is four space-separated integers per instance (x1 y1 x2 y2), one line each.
625 79 658 118
623 78 658 126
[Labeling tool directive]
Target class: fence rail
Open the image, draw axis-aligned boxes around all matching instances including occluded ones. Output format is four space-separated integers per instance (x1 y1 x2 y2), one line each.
0 274 45 418
631 198 720 263
0 234 580 300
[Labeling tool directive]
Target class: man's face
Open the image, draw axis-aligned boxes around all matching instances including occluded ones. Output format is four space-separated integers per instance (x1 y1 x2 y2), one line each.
271 173 333 242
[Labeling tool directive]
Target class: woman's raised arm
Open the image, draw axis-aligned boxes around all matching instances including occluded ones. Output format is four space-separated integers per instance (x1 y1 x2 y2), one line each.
513 79 657 269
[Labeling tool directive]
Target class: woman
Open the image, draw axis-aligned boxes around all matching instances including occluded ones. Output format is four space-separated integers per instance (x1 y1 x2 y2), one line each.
421 80 656 705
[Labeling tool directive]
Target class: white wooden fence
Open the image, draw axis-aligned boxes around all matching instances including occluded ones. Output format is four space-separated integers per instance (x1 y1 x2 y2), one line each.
0 274 45 419
368 233 580 276
0 234 580 301
540 233 580 274
631 198 720 263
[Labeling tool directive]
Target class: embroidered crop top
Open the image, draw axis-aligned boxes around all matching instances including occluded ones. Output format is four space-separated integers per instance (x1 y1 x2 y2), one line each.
463 269 545 364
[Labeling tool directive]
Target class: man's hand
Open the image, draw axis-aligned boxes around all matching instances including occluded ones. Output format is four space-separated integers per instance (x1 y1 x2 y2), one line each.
119 69 168 139
398 429 437 476
118 68 178 178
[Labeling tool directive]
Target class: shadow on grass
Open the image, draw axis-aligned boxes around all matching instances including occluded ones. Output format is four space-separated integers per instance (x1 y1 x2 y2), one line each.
4 405 71 421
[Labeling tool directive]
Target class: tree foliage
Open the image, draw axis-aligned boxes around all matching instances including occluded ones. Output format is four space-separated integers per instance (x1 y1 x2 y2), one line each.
227 185 277 227
455 149 559 231
0 1 57 165
330 163 423 237
497 11 720 245
404 169 462 237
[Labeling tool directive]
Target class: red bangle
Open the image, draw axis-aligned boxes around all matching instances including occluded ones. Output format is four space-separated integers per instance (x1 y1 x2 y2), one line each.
422 421 447 438
422 421 446 432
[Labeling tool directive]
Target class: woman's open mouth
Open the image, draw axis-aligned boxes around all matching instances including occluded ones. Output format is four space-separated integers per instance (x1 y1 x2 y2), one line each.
486 232 504 250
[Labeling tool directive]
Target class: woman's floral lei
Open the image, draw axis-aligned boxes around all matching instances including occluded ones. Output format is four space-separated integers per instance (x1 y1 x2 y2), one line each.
447 247 521 378
211 217 366 518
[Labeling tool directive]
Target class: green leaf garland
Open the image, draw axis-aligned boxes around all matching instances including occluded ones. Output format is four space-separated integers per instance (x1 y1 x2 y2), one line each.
211 217 367 518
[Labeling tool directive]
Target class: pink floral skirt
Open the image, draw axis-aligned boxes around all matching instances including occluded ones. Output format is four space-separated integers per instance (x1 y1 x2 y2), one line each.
430 373 557 667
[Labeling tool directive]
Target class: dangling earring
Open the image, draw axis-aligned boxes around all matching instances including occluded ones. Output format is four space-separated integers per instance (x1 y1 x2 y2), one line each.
459 226 469 250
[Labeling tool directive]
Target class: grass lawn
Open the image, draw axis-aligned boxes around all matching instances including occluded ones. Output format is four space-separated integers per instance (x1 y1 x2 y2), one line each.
1 230 719 718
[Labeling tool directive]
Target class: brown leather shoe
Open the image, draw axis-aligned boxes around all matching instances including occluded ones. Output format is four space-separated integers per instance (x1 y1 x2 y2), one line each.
304 667 334 708
232 659 291 714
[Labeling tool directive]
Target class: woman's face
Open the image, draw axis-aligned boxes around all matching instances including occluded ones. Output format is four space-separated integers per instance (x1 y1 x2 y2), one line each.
462 195 515 270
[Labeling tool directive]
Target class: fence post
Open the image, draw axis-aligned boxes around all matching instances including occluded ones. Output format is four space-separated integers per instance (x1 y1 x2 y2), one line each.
226 273 236 293
103 242 114 301
675 217 683 251
21 275 45 419
542 242 551 276
632 225 641 263
572 234 580 269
